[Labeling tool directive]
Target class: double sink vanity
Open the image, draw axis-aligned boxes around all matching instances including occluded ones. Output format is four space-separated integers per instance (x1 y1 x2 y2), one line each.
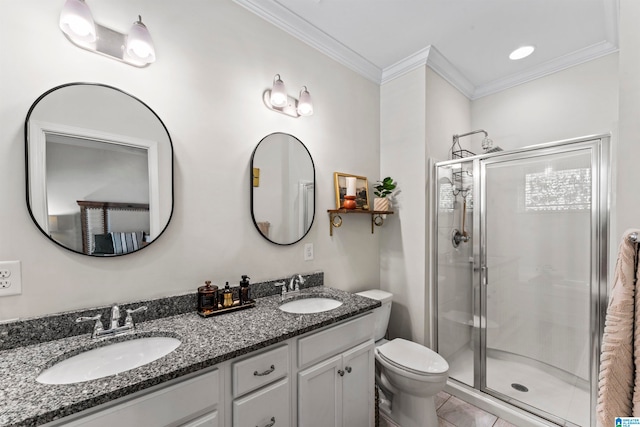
11 83 371 426
0 278 380 427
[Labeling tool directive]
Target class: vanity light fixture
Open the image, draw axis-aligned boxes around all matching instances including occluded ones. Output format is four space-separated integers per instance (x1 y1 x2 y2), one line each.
264 74 314 118
59 0 156 67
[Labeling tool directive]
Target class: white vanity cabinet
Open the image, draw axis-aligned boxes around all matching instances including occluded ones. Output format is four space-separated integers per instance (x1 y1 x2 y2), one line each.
297 315 375 427
231 344 291 427
40 312 375 427
53 369 221 427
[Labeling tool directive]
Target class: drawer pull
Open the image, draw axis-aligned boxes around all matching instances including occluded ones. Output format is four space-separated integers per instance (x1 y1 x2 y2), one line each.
253 365 275 376
345 366 352 374
257 416 276 427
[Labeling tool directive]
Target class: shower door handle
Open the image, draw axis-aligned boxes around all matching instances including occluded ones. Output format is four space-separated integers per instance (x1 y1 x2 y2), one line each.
481 266 488 286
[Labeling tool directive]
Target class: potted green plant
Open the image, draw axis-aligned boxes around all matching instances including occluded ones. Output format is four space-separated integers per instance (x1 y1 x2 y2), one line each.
373 176 397 212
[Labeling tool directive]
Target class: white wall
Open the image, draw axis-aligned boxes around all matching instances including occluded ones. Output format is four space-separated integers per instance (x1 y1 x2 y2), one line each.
0 0 381 320
380 65 471 345
617 0 640 242
470 54 619 153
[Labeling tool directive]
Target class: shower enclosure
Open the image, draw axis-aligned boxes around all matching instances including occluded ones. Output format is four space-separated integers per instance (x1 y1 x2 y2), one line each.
432 135 609 427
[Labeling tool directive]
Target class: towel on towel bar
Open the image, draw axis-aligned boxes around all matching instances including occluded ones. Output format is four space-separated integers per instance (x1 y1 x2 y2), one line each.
597 229 640 426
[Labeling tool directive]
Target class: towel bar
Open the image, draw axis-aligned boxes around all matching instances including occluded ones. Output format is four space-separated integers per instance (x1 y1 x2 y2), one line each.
629 232 639 243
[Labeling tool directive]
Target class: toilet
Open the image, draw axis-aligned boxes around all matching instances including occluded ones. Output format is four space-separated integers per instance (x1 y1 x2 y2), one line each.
356 289 449 427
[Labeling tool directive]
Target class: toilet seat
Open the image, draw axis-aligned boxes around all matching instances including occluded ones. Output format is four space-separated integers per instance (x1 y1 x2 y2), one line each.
376 338 449 376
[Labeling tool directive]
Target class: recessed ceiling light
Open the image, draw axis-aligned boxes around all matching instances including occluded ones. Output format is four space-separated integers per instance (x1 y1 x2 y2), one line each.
509 46 535 60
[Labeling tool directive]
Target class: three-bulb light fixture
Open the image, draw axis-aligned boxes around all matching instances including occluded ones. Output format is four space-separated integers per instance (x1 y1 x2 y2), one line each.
59 0 156 67
264 74 314 118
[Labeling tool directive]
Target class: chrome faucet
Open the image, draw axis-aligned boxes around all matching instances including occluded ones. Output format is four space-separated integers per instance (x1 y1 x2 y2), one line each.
274 274 306 300
110 305 121 329
289 274 305 293
76 304 147 339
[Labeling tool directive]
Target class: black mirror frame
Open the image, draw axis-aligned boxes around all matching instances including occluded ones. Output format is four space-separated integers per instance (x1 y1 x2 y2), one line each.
24 82 175 257
250 133 316 246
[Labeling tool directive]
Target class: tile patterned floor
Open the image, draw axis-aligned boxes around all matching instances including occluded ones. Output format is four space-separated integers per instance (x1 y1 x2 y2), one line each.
379 391 518 427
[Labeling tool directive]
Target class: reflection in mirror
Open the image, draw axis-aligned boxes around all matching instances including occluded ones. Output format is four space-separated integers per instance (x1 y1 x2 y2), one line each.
26 83 173 256
250 133 315 245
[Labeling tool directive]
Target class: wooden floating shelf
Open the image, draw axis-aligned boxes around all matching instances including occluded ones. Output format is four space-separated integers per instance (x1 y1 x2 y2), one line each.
327 209 394 236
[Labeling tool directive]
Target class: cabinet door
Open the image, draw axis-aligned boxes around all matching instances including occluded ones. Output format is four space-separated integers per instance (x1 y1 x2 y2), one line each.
298 354 342 427
342 340 375 427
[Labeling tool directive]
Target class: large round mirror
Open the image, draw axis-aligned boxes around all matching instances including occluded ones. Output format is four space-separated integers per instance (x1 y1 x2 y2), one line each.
25 83 173 256
250 133 315 245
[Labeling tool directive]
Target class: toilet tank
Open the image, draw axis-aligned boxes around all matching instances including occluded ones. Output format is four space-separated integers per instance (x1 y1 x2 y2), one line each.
356 289 393 342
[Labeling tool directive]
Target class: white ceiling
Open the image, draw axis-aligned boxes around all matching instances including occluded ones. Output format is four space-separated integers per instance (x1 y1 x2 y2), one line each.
233 0 619 99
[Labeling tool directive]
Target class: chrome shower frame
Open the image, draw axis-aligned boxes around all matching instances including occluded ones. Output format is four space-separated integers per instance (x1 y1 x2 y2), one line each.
430 134 610 427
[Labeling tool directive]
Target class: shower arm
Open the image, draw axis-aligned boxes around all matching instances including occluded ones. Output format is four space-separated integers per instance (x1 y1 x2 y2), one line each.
452 129 488 147
454 129 488 139
451 129 490 158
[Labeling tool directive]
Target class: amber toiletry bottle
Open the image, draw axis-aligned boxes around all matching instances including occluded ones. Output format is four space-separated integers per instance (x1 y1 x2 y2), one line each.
222 282 234 308
197 280 218 316
239 275 251 305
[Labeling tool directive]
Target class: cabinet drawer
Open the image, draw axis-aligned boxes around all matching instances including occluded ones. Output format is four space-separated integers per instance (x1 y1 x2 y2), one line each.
298 313 374 368
233 344 289 397
61 369 219 427
233 378 290 427
180 410 219 427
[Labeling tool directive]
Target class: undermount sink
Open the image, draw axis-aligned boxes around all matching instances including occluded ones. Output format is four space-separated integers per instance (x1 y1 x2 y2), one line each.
279 297 343 314
36 336 181 385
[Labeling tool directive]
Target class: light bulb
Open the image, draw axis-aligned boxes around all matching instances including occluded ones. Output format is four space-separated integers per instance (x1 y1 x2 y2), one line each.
509 45 535 60
59 0 96 43
126 16 156 63
297 86 313 116
270 75 287 107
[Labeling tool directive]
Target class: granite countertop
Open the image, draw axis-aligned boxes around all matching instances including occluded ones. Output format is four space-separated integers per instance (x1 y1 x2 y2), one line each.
0 286 380 427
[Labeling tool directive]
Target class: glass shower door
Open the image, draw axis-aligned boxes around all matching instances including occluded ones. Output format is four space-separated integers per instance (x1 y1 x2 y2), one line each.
480 148 594 426
435 160 476 387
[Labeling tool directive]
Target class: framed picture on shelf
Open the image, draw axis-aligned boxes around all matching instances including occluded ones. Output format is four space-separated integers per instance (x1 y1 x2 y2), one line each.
333 172 370 210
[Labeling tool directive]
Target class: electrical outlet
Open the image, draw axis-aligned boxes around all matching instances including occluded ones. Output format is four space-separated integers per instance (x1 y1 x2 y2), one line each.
304 243 314 261
0 261 21 296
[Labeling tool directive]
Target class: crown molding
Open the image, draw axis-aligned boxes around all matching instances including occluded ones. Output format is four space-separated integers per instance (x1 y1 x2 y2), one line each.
232 0 382 83
423 46 476 99
472 41 619 99
234 0 619 100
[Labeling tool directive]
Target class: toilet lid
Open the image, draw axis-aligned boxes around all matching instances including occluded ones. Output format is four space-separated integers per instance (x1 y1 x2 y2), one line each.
377 338 449 375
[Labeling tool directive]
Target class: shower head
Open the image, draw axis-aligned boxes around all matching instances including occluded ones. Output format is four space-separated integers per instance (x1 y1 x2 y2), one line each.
479 132 504 153
481 136 494 151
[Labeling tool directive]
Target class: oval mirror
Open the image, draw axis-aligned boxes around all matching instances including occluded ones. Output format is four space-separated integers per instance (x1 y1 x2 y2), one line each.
25 83 173 256
250 133 315 245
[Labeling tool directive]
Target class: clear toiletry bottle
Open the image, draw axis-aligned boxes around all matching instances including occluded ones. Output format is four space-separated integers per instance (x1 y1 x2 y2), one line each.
239 275 251 305
197 280 218 316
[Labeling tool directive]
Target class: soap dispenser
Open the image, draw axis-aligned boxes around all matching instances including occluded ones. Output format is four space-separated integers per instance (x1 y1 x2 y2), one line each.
239 275 251 305
197 280 218 316
222 282 234 308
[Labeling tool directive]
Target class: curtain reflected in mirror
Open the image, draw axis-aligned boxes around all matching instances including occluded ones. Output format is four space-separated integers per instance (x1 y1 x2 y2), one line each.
25 83 173 256
250 133 315 245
